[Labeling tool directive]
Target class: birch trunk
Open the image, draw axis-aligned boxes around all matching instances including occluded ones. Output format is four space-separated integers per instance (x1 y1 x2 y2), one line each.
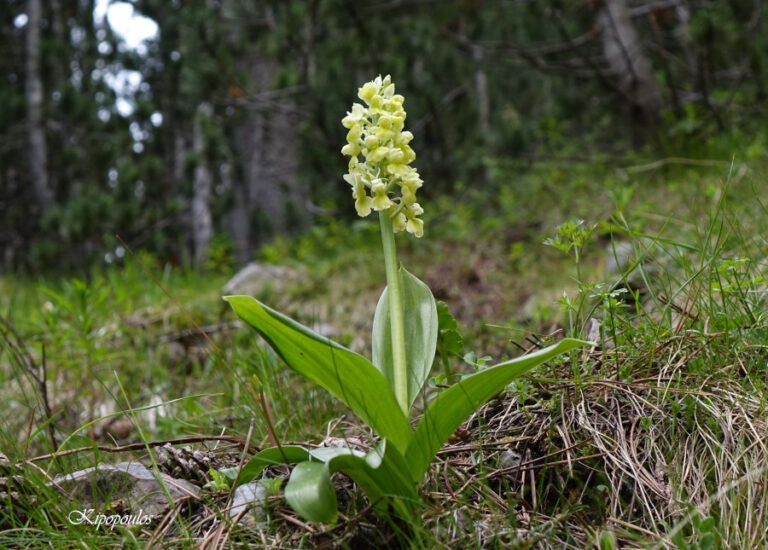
26 0 54 211
228 58 305 265
191 102 213 267
596 0 662 126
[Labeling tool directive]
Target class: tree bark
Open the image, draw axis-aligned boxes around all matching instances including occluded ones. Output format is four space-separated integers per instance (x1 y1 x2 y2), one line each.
228 58 305 265
191 102 214 267
26 0 54 211
595 0 662 127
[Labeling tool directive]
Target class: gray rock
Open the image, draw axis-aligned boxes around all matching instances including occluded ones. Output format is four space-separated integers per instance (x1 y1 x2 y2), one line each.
229 481 269 525
222 262 305 296
605 241 635 275
52 461 199 518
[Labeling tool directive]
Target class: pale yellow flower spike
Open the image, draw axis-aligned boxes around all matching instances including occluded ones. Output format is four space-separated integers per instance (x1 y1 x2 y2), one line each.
341 75 424 237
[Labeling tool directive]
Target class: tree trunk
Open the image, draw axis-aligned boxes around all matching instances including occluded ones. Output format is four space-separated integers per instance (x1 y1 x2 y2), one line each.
228 57 305 265
595 0 662 127
471 43 491 140
26 0 54 211
191 102 213 267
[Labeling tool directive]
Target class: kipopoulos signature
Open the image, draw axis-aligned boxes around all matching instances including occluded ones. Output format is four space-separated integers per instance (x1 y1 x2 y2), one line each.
67 508 153 530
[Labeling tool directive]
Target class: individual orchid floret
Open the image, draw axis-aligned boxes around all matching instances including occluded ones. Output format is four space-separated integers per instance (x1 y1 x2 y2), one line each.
341 75 425 237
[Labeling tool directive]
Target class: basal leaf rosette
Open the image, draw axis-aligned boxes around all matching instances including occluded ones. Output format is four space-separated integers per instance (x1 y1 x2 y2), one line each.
341 75 424 238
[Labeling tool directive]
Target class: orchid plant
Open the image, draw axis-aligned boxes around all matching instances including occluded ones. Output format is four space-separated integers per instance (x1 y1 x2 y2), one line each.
225 75 592 524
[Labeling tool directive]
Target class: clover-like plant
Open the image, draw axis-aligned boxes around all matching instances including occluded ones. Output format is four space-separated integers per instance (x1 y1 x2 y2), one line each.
225 75 592 524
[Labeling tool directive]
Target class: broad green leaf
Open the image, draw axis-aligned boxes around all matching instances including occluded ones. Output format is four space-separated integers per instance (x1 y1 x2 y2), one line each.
307 446 365 461
372 268 438 410
305 443 417 517
324 440 419 519
407 338 593 481
238 445 311 485
237 445 365 487
238 442 419 522
225 296 412 453
285 461 338 524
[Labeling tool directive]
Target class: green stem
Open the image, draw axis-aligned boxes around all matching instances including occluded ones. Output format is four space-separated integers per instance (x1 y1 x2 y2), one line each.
379 211 409 415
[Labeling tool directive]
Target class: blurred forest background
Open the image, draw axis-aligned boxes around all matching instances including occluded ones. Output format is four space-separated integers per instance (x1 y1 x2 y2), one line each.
2 0 767 274
2 5 768 545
